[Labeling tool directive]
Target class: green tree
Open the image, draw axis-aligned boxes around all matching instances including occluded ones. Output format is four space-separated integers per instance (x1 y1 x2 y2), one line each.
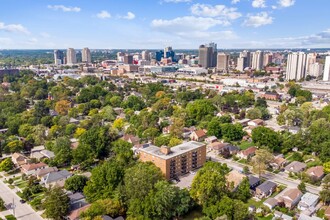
111 139 134 167
251 149 274 177
0 158 14 172
298 181 307 193
221 123 244 141
43 187 70 220
190 162 230 206
252 126 282 152
84 161 124 202
246 108 262 120
207 117 222 139
234 177 251 202
53 137 72 166
186 99 216 124
64 175 88 192
123 162 164 203
168 137 183 147
81 198 125 219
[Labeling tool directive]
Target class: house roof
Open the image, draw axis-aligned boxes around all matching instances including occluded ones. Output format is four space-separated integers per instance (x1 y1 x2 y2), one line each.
205 136 217 141
193 129 206 138
36 167 58 177
299 193 319 207
208 142 229 150
257 181 277 193
226 170 246 188
67 204 91 220
282 188 303 201
12 153 26 160
325 206 330 218
42 170 72 184
248 175 260 186
285 161 307 173
298 213 322 220
305 166 324 178
264 197 278 207
227 145 240 152
40 150 55 158
273 157 287 165
122 134 140 144
68 192 85 202
21 162 47 171
251 119 264 125
240 146 257 156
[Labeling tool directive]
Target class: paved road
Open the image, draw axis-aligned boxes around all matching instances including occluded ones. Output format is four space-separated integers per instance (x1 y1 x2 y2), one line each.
0 180 43 220
208 153 322 195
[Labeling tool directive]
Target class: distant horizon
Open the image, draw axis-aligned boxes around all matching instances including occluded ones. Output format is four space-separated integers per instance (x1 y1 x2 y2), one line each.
1 48 330 51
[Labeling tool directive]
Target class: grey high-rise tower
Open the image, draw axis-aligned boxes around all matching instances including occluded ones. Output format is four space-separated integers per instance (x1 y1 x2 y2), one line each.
82 47 91 64
66 48 77 65
54 50 64 65
198 43 217 68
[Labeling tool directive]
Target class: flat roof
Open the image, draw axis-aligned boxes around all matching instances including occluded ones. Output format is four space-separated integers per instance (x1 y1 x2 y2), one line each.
139 141 205 160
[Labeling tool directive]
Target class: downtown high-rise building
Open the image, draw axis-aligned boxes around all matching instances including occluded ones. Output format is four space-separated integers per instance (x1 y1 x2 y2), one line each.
309 63 324 77
251 50 264 71
198 43 217 68
307 53 317 74
82 47 91 64
124 54 133 64
142 50 151 61
286 52 307 81
263 53 273 67
236 50 251 72
323 56 330 81
66 48 77 65
217 53 229 72
54 50 64 65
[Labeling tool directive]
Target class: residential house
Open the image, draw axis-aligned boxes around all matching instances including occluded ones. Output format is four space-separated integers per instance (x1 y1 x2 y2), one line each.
226 170 246 191
248 175 261 190
237 147 257 160
273 211 293 220
225 145 240 155
31 149 55 161
36 167 58 179
298 193 319 211
270 155 287 170
132 143 152 155
208 142 229 153
255 181 277 198
11 153 28 166
70 138 79 150
68 192 88 212
263 198 278 209
21 162 48 176
205 136 218 144
121 134 140 146
190 129 207 142
305 166 324 181
113 107 124 115
279 188 303 209
285 161 307 174
237 119 251 127
259 92 280 101
247 119 264 127
41 170 72 188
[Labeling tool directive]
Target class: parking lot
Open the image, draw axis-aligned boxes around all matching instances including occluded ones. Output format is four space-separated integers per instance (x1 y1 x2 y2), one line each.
175 170 198 189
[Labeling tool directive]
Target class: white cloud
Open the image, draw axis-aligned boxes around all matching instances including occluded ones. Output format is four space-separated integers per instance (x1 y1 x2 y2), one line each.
151 16 229 32
40 32 50 38
0 22 30 34
243 12 273 27
231 0 240 4
122 12 136 20
47 5 81 12
163 0 191 3
97 10 111 19
0 37 13 45
176 30 238 40
278 0 295 7
190 4 242 20
252 0 266 8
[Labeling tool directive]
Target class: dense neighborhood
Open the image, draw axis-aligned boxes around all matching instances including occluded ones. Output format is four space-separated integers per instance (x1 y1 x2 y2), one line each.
0 58 330 220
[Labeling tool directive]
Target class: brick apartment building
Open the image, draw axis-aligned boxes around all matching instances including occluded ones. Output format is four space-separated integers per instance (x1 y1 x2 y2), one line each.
139 141 206 180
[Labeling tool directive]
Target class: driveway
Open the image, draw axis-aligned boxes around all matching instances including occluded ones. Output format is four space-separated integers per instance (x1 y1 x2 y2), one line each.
0 179 43 220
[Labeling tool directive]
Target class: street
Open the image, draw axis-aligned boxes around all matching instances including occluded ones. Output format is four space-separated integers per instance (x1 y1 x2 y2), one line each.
208 153 322 195
0 179 43 220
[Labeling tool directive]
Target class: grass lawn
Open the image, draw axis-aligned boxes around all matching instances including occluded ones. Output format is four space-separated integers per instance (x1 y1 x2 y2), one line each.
247 197 266 208
15 181 27 189
16 191 23 198
257 215 274 220
239 141 255 150
5 215 16 220
8 185 15 189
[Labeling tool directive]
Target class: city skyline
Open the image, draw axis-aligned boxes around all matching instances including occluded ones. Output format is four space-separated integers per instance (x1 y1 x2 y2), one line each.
0 0 329 49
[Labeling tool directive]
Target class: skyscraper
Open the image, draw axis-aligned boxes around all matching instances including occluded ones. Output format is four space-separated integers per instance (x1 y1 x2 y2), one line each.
198 43 217 68
263 53 273 67
251 50 264 71
54 50 64 65
217 53 229 72
236 50 251 72
323 56 330 81
286 52 307 81
124 54 133 64
66 48 77 65
307 53 317 73
82 47 91 64
142 50 151 61
309 63 323 77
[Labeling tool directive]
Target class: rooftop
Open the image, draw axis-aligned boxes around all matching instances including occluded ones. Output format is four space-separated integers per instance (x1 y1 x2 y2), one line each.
139 141 205 160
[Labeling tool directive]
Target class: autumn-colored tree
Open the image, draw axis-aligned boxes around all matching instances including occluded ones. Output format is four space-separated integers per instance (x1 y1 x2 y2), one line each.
55 100 71 115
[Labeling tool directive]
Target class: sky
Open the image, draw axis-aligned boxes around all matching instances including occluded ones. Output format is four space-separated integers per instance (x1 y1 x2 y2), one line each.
0 0 329 49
